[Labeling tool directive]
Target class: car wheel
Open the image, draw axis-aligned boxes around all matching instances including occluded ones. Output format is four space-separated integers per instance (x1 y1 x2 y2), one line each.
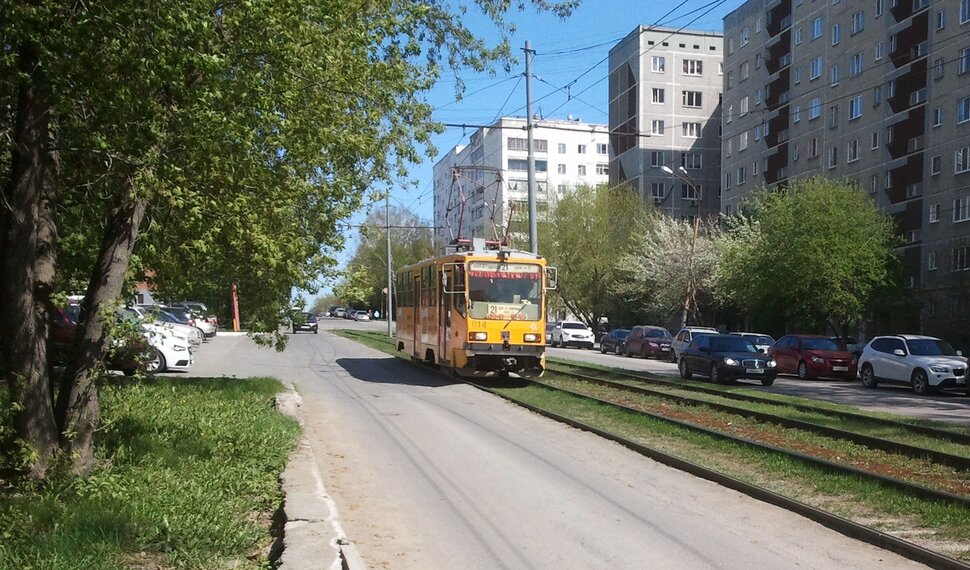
145 349 166 374
642 347 650 359
861 365 878 388
912 369 933 395
710 364 721 385
313 328 318 334
122 367 137 377
624 346 632 357
761 376 775 386
615 344 623 355
797 361 811 380
670 350 678 364
600 342 607 354
679 359 692 380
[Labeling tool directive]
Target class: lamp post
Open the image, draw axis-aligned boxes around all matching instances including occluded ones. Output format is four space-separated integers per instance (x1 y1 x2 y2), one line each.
661 165 702 330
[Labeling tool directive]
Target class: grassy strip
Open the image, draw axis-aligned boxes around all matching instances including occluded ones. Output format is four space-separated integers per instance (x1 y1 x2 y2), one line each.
549 358 970 437
0 377 300 570
540 373 970 496
495 383 970 559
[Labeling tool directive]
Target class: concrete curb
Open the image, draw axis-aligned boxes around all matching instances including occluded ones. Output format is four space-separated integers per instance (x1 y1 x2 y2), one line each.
275 385 367 570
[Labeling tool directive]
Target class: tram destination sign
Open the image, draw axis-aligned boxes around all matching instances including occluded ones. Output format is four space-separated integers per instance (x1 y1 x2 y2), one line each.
468 261 541 279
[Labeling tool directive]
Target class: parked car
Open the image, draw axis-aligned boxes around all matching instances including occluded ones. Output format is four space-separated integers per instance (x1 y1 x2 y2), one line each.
545 322 558 345
333 307 347 318
171 301 219 330
292 312 319 333
117 309 194 373
679 334 777 385
730 332 775 354
599 328 631 354
130 305 203 349
552 321 595 349
858 335 968 395
122 307 201 350
353 310 371 322
769 334 857 380
624 325 672 359
343 308 357 319
670 326 718 362
162 305 217 338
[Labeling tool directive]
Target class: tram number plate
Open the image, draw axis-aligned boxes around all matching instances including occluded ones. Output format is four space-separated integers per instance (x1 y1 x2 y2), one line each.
746 368 765 374
832 366 849 372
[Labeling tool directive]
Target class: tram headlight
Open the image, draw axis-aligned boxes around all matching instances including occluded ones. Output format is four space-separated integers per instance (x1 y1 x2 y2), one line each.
470 332 488 341
524 333 540 343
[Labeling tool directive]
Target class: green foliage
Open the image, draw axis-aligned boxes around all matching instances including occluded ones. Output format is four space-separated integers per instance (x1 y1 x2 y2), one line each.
0 377 299 569
539 184 653 325
716 177 899 332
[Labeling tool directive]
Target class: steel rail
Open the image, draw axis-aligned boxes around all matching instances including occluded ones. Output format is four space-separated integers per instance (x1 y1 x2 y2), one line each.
546 366 970 472
548 360 970 446
470 379 970 570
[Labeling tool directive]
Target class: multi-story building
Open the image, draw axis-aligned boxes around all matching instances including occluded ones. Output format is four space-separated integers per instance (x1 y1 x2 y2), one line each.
722 0 970 335
608 26 724 220
432 117 610 245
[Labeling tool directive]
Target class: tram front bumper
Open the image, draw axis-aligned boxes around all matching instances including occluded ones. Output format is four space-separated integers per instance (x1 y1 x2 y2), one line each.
462 343 545 377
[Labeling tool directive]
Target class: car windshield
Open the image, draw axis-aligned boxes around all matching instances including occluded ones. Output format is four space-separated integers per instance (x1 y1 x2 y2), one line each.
612 329 630 339
645 328 671 339
749 335 774 345
906 338 959 356
563 323 588 330
710 337 758 353
801 338 840 351
467 261 542 321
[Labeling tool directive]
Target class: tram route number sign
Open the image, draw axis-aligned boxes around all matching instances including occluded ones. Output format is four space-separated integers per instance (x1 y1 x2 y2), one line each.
486 303 528 320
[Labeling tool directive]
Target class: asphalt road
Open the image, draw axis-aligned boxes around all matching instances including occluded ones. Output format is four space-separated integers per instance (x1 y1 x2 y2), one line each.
186 323 927 569
547 344 970 426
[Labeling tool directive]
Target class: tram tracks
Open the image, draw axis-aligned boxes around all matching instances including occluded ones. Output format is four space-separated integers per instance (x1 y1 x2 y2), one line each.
338 330 970 567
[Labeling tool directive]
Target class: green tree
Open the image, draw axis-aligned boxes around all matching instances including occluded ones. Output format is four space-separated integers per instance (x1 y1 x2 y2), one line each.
716 177 899 337
1 0 579 478
541 185 653 326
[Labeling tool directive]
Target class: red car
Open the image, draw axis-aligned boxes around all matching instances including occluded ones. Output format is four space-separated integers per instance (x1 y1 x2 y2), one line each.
49 306 147 375
768 334 857 380
624 325 673 359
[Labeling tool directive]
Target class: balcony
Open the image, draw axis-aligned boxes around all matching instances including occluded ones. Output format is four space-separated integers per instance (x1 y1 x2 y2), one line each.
766 30 792 69
887 59 928 113
767 0 792 37
765 144 789 185
892 0 930 22
885 155 925 204
889 11 929 68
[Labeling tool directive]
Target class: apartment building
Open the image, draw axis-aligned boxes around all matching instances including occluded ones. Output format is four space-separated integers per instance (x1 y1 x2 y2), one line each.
432 117 609 245
722 0 970 334
608 26 724 220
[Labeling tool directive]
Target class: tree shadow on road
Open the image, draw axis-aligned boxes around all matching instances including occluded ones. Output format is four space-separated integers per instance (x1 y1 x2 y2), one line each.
336 357 460 388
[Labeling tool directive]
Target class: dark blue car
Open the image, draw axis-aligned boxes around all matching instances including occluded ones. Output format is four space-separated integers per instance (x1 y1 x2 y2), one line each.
679 334 777 385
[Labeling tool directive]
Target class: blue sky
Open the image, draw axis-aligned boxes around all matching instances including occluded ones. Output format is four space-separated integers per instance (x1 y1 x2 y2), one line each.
315 0 744 299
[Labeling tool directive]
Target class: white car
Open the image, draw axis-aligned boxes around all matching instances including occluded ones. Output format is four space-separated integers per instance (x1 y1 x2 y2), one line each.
552 321 595 349
730 332 775 354
142 328 195 373
126 307 202 349
671 326 719 362
858 335 968 395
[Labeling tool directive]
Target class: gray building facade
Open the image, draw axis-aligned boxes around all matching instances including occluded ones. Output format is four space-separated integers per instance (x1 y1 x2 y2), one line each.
722 0 970 336
609 26 724 220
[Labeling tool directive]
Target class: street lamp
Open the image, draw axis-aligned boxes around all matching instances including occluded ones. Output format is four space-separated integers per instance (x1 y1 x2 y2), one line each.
661 165 702 330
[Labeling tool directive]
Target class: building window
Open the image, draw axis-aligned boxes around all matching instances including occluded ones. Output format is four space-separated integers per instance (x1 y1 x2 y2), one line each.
726 139 733 156
957 146 970 174
930 203 941 223
935 57 945 80
961 48 970 74
851 11 865 34
795 28 803 45
809 97 822 119
832 23 841 45
740 96 749 115
651 120 665 135
726 104 734 123
756 54 763 69
933 107 943 126
810 57 822 80
557 184 566 194
809 137 819 158
739 131 748 150
741 27 750 46
932 155 942 175
681 152 703 170
929 251 937 270
726 71 734 89
683 59 703 75
793 105 801 122
954 246 970 271
578 164 587 176
962 0 970 24
850 52 864 76
651 151 666 167
683 122 702 138
955 196 970 222
959 96 970 124
872 131 880 149
577 144 587 154
794 67 803 83
652 88 665 104
937 10 946 29
755 125 761 140
596 143 608 155
876 0 884 16
737 166 747 185
724 172 732 189
793 144 800 161
558 143 566 153
829 105 840 129
651 183 665 199
755 88 762 105
740 61 750 81
752 160 759 176
557 163 566 174
848 139 860 162
875 41 884 60
682 183 700 199
849 96 863 120
596 163 608 175
831 64 841 85
756 16 763 32
652 56 666 72
828 147 839 169
812 17 823 40
682 91 702 107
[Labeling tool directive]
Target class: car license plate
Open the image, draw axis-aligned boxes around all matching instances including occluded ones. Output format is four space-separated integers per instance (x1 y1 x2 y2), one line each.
746 368 764 374
661 347 670 351
832 366 849 372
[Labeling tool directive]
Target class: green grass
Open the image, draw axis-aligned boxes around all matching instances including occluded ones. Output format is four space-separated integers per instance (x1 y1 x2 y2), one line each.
0 377 300 570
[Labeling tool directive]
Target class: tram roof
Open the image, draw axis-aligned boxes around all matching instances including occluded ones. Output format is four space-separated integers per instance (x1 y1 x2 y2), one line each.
398 238 544 273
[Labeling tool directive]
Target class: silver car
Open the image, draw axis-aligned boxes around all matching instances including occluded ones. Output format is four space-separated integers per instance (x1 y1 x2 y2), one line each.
671 326 719 363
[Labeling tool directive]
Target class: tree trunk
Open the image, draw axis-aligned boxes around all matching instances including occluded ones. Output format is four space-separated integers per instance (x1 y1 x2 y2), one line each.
0 40 60 480
56 177 146 474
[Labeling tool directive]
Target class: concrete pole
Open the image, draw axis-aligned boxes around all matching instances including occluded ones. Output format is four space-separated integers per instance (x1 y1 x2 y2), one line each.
386 193 394 338
525 40 538 254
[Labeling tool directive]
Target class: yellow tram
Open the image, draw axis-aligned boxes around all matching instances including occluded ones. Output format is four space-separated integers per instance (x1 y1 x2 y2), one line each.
394 238 556 378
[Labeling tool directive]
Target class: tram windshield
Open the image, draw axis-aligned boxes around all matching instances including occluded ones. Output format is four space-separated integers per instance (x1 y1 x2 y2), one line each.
466 261 542 321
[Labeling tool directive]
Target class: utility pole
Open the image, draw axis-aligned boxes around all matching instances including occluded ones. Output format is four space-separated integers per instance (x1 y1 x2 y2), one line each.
525 40 538 254
385 192 393 338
